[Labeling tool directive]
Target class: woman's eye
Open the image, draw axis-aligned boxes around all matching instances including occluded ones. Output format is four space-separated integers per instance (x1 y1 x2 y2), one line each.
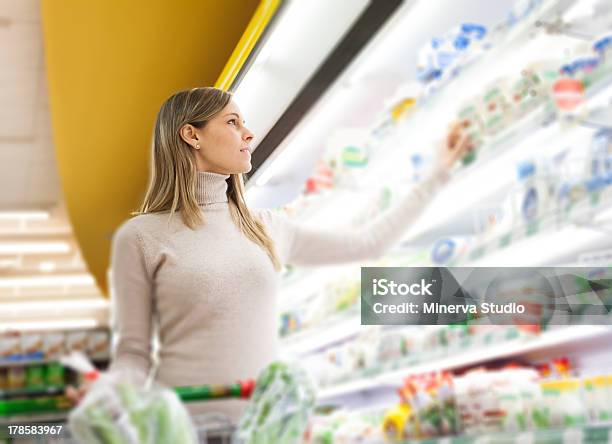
228 119 237 126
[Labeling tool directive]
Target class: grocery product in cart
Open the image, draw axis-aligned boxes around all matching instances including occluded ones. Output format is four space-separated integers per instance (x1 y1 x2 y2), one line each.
236 361 316 444
70 371 199 444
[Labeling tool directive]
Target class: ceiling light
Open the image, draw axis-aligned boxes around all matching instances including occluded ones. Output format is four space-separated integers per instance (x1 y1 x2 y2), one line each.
1 299 108 313
0 274 95 288
38 261 57 272
0 319 100 333
0 211 50 221
0 242 70 254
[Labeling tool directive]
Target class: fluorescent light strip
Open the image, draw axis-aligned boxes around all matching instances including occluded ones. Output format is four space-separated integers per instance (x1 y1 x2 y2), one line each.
0 211 50 221
39 261 56 272
0 242 71 254
0 274 95 288
0 299 108 313
563 0 599 22
0 319 100 332
251 85 354 188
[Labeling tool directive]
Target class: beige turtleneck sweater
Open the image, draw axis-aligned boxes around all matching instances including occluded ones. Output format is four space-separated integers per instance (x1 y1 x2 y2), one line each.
108 169 449 422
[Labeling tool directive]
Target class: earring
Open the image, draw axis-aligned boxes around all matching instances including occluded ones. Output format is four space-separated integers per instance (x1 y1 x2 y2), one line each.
196 144 200 150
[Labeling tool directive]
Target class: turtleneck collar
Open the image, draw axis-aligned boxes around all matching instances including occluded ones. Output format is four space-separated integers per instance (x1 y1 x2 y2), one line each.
195 171 230 205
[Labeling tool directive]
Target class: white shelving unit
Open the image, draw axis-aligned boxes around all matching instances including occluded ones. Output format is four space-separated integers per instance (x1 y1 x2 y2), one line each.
234 1 612 441
317 325 612 401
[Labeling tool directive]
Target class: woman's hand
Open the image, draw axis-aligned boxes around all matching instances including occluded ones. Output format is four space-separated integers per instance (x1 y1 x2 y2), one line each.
64 380 93 405
437 120 473 172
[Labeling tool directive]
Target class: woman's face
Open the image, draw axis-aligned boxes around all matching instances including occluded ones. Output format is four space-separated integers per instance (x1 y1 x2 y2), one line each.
185 100 254 174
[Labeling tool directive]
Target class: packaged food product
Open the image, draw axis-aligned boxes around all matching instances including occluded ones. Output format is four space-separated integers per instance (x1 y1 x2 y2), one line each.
88 331 110 360
43 332 66 359
7 367 26 389
417 23 488 86
552 76 586 117
506 0 542 26
590 129 612 180
510 63 558 118
21 333 44 360
0 332 21 361
376 329 408 364
69 370 198 444
237 361 316 444
538 379 587 428
583 375 612 422
398 372 458 439
390 97 417 122
455 367 543 435
592 34 612 84
513 160 552 225
66 331 89 353
457 104 485 164
333 413 383 443
480 79 513 136
430 237 471 265
26 365 45 389
304 160 335 194
45 363 65 388
326 129 370 188
383 403 413 442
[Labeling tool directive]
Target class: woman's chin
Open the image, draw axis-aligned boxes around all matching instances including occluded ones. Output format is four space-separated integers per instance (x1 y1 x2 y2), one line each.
240 162 253 174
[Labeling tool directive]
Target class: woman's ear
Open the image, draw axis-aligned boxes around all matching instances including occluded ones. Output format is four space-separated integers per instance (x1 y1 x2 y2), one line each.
179 124 199 149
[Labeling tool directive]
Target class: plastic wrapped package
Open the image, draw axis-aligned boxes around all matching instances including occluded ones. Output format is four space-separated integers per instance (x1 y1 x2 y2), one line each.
69 370 198 444
236 361 316 444
583 375 612 422
536 379 588 428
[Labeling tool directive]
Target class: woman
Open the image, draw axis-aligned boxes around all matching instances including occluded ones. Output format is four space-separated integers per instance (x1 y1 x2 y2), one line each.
77 87 471 421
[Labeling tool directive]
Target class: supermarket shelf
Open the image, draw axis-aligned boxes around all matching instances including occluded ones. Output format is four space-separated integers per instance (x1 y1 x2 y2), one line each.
0 355 109 368
411 0 576 111
404 76 612 246
279 73 612 301
317 326 612 401
0 386 64 400
296 0 592 228
465 191 612 266
402 423 612 444
281 312 363 356
0 412 68 426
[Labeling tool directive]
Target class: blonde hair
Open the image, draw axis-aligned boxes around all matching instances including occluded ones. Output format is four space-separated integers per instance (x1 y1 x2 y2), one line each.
135 87 281 270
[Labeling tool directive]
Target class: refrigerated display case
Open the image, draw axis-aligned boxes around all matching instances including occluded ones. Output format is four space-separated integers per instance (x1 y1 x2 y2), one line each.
229 0 612 442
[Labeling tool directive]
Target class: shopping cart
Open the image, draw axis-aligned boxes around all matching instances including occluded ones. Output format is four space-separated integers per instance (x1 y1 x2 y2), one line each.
1 371 313 444
0 381 247 444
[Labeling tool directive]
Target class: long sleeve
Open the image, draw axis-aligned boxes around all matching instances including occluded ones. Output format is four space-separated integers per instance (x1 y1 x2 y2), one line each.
261 167 451 267
108 220 154 385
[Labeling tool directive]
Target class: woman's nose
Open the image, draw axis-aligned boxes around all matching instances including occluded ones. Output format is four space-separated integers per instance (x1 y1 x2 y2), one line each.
243 127 254 142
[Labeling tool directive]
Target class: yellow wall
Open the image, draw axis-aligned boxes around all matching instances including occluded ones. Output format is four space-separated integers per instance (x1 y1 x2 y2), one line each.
42 1 260 294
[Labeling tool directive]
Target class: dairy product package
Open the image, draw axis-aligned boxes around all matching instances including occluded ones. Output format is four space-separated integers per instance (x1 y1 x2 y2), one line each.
43 332 66 359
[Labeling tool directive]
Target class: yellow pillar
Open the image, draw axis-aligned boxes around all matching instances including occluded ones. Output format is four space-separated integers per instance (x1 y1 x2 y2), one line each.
42 1 260 294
